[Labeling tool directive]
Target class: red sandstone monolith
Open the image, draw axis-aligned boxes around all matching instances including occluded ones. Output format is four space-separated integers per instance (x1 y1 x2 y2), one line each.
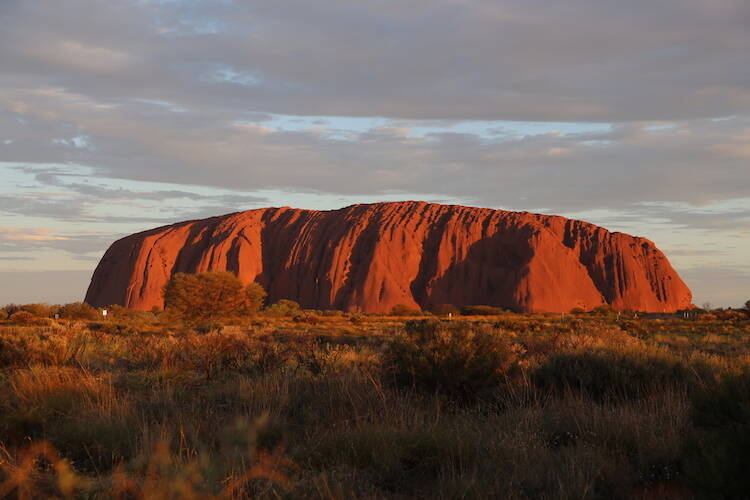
85 201 692 313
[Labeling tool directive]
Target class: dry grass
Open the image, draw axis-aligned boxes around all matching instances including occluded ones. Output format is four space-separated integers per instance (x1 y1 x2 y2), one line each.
0 308 749 498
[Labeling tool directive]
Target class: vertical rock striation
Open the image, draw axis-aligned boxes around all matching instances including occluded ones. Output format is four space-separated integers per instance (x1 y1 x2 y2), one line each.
85 201 692 313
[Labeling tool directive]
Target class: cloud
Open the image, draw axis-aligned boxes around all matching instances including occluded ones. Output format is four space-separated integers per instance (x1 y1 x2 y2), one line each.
26 40 137 75
0 0 748 122
25 167 267 205
0 0 748 306
680 265 750 309
0 226 113 255
3 99 749 216
0 0 747 218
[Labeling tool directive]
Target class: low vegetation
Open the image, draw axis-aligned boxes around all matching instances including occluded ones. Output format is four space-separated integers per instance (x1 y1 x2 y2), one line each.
1 288 749 498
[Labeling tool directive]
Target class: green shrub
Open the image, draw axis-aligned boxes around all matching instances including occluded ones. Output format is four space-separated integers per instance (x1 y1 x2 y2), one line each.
60 302 98 320
385 320 520 400
390 304 421 316
264 299 302 317
432 304 460 316
460 305 503 316
684 371 750 497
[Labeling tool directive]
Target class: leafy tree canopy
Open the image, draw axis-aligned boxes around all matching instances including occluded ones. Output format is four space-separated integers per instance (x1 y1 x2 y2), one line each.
163 271 266 327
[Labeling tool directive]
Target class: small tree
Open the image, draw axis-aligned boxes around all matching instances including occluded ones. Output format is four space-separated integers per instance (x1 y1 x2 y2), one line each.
264 299 301 317
390 304 421 316
245 282 267 313
744 300 750 316
19 303 59 318
60 302 98 320
432 303 459 316
163 271 266 327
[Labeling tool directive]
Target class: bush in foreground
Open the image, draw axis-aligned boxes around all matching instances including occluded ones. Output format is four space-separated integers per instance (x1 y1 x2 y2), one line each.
385 320 520 400
532 344 712 402
684 371 750 497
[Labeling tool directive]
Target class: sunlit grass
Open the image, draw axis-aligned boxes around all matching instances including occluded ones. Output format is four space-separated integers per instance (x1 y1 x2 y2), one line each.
0 308 749 497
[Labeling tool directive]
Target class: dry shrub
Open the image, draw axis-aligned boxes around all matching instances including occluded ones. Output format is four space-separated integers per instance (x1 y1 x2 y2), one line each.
18 304 59 318
293 341 344 376
253 343 295 374
292 313 321 325
385 320 521 400
168 333 246 379
0 417 291 498
115 334 176 370
532 343 712 402
493 317 531 332
0 334 28 368
59 302 98 321
309 426 469 495
0 325 92 367
0 366 134 471
460 305 503 316
432 303 460 316
517 321 641 362
9 311 39 326
264 299 301 317
684 370 750 497
390 304 422 316
4 366 119 421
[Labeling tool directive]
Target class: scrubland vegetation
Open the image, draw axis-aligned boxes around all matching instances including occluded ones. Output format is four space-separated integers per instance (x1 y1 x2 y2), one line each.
1 283 749 498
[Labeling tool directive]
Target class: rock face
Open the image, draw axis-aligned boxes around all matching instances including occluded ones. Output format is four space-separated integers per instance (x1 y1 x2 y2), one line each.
85 201 692 313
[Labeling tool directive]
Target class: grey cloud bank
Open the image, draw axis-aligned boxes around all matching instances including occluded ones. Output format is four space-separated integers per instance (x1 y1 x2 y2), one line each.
0 0 748 306
2 0 748 121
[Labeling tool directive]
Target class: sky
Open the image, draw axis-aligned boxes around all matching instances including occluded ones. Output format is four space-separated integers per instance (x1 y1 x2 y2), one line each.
0 0 748 307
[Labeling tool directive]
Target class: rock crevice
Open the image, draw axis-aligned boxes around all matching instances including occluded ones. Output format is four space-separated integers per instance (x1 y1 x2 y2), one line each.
85 201 692 313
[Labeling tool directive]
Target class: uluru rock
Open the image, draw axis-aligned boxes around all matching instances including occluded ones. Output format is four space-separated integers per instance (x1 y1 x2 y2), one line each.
85 201 692 313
